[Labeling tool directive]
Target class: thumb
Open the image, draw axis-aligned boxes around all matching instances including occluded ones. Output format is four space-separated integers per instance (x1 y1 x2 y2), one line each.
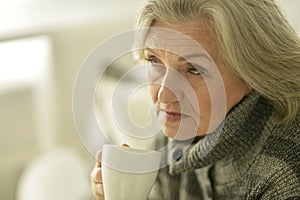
95 150 102 167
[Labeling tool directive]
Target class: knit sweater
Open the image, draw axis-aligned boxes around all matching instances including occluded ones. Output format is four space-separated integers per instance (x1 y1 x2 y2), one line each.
148 90 300 200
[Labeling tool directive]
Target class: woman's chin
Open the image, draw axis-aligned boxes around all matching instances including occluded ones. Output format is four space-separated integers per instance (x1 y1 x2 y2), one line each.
161 121 212 140
162 126 201 141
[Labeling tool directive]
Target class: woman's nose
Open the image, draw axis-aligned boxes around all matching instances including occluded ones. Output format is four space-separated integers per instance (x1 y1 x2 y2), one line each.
158 70 184 103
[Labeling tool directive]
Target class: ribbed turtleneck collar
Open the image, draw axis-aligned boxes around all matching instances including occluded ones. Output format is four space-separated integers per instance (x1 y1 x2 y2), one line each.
169 90 274 174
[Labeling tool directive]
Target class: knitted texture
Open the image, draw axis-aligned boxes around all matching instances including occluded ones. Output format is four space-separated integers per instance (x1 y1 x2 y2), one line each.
148 90 300 200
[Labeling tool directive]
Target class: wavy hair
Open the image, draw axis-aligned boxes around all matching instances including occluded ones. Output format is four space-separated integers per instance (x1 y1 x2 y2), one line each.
137 0 300 124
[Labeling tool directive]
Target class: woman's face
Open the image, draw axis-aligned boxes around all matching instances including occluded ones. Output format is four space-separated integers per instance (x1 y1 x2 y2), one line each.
143 20 250 140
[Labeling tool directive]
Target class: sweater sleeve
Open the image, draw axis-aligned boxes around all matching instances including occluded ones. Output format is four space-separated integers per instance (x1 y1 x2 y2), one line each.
260 170 300 199
247 142 300 199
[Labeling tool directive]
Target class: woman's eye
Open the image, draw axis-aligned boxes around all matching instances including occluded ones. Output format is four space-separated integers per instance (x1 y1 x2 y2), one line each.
146 56 161 65
188 67 201 75
187 64 207 76
145 56 166 81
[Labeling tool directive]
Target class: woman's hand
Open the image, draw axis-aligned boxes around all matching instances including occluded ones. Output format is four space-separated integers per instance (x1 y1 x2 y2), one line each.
91 144 129 200
91 150 104 200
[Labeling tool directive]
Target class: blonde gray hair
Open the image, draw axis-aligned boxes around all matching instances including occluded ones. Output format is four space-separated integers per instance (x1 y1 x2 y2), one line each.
137 0 300 124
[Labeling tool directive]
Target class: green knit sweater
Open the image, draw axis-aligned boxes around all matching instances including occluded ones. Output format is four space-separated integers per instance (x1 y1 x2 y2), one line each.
148 91 300 200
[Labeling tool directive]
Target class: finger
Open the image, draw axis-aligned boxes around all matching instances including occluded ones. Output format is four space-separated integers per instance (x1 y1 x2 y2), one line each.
92 182 104 200
95 150 102 168
95 182 104 195
90 167 102 183
93 191 104 200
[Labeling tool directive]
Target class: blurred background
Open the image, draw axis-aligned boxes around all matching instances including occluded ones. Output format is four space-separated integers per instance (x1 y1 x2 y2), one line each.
0 0 299 199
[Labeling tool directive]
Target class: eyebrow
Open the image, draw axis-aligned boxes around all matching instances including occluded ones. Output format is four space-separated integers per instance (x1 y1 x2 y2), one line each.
144 48 211 62
178 53 211 62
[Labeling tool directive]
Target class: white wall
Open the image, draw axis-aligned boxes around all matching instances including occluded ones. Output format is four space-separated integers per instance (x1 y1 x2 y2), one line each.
277 0 300 32
0 1 143 199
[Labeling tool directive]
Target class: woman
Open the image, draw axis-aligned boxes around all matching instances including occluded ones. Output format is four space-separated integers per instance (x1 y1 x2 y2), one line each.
91 0 300 199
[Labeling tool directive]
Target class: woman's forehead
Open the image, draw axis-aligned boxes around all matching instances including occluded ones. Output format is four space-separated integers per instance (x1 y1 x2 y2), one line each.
144 20 218 58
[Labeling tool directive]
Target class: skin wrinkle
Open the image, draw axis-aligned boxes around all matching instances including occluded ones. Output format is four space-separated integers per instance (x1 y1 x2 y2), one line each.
145 20 250 139
145 48 212 75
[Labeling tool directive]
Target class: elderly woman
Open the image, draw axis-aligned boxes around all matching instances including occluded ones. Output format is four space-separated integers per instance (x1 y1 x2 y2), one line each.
91 0 300 199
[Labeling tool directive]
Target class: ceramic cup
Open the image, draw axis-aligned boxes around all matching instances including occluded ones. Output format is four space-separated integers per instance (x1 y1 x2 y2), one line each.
101 144 161 200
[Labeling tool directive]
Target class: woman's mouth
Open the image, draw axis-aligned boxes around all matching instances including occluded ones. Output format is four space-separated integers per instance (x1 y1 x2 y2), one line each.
158 109 189 122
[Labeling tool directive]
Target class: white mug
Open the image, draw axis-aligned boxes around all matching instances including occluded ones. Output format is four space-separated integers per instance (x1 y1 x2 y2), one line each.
101 144 161 200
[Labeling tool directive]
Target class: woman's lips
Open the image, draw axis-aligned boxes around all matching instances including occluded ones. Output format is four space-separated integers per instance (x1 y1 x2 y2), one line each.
159 109 189 122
